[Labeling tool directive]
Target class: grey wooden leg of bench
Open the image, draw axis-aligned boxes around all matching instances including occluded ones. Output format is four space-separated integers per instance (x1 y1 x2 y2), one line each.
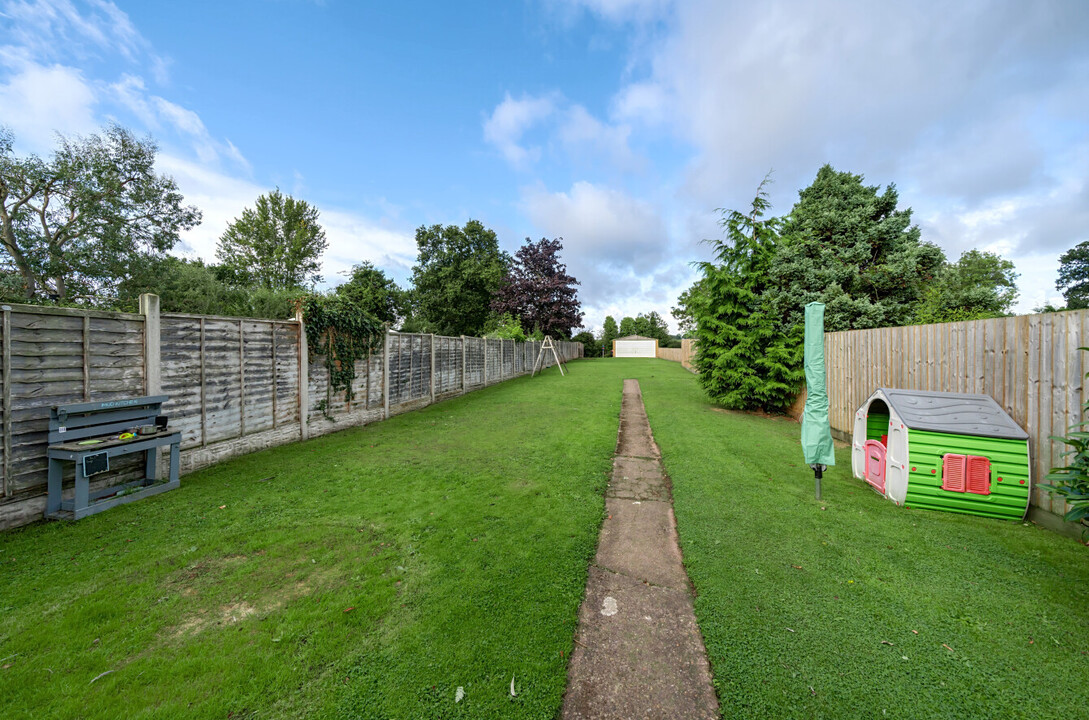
145 445 158 481
74 462 89 516
46 458 62 516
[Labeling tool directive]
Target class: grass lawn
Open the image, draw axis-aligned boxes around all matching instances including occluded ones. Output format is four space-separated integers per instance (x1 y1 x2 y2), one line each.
624 360 1089 719
0 364 620 719
2 358 1086 719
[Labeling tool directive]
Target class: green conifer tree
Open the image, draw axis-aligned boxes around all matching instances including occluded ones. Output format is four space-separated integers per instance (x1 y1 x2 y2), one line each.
694 176 803 412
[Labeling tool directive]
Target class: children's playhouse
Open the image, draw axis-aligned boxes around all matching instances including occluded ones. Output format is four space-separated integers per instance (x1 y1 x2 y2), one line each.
851 388 1031 520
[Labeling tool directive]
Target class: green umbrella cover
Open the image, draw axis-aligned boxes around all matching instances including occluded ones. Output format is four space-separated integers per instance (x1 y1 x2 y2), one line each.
802 302 835 498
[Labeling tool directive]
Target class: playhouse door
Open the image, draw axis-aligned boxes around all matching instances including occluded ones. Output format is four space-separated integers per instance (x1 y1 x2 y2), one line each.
851 410 866 479
863 440 886 494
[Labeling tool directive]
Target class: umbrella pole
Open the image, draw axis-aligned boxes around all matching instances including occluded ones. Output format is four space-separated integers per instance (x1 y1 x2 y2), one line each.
812 465 823 501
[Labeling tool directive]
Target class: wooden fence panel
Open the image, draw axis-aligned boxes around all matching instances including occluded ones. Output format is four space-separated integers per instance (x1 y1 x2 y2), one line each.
1 306 146 497
825 310 1089 517
0 299 582 529
273 323 301 425
161 316 204 449
201 319 243 444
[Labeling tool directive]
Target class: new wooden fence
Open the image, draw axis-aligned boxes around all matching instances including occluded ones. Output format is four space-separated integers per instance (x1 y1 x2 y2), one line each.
825 310 1088 517
656 339 698 372
0 296 582 529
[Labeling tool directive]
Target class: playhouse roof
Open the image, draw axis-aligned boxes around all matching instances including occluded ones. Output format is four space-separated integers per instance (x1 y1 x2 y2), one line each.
875 388 1028 440
615 335 656 341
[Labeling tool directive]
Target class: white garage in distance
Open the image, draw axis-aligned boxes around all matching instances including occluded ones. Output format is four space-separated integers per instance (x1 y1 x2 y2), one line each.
613 335 658 358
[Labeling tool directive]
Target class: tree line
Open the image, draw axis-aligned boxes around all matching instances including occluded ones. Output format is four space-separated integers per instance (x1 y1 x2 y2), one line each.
675 165 1082 414
569 312 678 357
0 125 584 340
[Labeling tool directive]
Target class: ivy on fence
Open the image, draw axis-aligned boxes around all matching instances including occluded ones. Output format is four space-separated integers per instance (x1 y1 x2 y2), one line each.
301 295 384 402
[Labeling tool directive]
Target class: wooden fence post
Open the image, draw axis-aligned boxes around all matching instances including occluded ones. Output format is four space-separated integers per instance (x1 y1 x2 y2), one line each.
483 338 489 387
430 333 436 404
296 306 309 441
383 329 391 420
461 336 466 393
139 294 161 397
1 305 9 496
139 294 161 478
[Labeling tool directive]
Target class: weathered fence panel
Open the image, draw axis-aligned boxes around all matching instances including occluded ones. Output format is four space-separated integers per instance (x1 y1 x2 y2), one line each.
0 298 582 529
160 314 301 453
825 310 1089 518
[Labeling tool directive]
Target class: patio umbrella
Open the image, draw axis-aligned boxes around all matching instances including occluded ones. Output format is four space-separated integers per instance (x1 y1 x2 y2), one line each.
801 302 835 499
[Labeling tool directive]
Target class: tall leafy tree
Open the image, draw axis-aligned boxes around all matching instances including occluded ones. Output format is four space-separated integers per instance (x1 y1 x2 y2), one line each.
693 176 803 413
671 278 706 336
915 249 1019 323
633 311 671 344
1057 240 1089 310
571 330 599 356
618 316 637 336
491 237 583 338
0 125 201 301
767 164 944 332
410 219 510 336
217 189 327 290
334 261 406 325
600 315 619 355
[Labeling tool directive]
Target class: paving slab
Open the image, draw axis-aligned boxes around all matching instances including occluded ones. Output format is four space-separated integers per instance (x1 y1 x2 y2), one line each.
563 567 718 720
563 378 718 719
608 457 669 501
615 421 659 458
595 498 688 589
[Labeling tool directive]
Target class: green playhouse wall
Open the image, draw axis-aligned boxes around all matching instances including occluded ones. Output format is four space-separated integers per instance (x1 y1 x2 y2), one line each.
905 430 1030 520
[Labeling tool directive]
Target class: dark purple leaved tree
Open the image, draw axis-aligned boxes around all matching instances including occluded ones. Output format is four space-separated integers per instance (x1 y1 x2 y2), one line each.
492 237 584 338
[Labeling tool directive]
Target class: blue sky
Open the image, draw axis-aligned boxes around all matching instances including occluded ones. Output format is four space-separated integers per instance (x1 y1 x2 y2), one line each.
2 0 1088 332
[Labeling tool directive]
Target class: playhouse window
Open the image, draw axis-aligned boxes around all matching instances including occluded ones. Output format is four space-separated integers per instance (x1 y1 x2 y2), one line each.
941 454 991 495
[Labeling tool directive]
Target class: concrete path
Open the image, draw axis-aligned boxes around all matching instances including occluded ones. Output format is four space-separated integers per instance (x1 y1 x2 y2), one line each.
562 379 718 720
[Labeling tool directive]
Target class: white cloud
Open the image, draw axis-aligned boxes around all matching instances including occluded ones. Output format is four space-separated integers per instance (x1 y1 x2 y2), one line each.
550 0 673 24
558 104 642 172
591 0 1089 314
611 81 669 126
485 92 644 175
108 73 251 172
0 60 97 151
319 208 417 286
152 97 220 164
520 180 695 332
483 92 556 168
153 153 264 260
0 0 166 75
522 180 668 271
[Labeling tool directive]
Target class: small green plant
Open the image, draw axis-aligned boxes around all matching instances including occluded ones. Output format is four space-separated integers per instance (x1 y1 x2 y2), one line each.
482 313 526 341
301 294 384 403
1039 346 1089 525
314 398 335 423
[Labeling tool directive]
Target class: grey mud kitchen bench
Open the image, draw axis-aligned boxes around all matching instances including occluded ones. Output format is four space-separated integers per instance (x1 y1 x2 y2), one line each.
45 395 181 520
